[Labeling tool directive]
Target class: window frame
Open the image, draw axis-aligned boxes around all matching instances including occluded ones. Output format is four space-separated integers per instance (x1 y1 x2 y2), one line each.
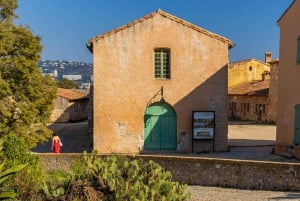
297 36 300 65
154 48 171 79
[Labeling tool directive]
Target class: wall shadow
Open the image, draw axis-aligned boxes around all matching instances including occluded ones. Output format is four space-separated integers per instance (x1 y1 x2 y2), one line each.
173 65 228 152
32 121 93 153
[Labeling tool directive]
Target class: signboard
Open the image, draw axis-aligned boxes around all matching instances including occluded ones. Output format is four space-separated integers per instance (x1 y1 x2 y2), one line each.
192 111 215 139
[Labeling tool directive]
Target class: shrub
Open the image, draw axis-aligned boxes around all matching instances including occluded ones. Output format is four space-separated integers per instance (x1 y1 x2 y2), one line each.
69 152 189 201
0 162 26 200
40 170 67 200
1 134 46 200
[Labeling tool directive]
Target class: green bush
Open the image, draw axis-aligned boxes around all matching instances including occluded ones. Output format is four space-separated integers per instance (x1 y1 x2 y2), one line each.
0 162 26 200
69 152 189 201
1 134 46 200
40 170 67 200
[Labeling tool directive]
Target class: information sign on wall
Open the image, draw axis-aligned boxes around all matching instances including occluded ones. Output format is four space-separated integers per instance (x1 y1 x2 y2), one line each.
192 111 215 139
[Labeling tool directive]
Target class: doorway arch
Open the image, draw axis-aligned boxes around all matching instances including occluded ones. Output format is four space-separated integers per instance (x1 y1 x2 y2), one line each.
144 102 177 150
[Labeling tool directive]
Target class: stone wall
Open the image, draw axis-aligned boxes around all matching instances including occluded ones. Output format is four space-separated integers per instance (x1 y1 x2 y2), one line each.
39 154 300 191
267 60 279 123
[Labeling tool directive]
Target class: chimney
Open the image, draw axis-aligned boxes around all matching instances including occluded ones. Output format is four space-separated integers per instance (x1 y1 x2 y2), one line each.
265 52 272 63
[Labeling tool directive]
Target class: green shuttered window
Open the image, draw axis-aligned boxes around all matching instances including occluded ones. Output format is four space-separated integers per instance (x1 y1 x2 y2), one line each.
154 48 170 79
297 36 300 64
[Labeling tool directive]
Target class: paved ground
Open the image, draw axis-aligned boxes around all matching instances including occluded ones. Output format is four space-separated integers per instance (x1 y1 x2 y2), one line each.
32 121 300 201
32 121 93 153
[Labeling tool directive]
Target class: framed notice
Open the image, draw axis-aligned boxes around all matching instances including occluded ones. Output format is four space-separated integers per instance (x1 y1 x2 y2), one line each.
192 111 215 139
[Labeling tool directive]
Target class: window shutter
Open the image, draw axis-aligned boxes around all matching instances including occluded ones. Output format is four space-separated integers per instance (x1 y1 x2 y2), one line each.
297 36 300 64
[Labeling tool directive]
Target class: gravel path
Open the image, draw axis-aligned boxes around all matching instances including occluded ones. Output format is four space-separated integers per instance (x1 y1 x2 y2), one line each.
186 186 300 201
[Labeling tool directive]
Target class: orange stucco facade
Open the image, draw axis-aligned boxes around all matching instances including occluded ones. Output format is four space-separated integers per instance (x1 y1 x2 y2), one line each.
88 10 232 154
276 0 300 156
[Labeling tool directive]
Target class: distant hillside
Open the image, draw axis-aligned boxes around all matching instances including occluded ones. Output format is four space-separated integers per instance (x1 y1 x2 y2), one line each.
38 60 93 88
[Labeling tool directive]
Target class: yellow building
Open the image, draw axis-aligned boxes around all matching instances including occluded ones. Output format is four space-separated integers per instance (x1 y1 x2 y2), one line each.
228 53 271 88
87 9 233 154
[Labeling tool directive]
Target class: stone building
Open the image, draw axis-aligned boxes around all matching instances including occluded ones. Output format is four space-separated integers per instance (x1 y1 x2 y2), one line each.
50 88 89 122
228 53 278 123
228 76 270 122
87 9 233 154
275 0 300 158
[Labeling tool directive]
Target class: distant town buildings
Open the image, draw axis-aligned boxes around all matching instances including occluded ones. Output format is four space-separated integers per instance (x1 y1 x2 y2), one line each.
38 60 93 89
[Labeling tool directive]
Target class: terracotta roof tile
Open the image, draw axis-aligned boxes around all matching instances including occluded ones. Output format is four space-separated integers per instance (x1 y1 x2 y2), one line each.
88 9 233 48
57 88 89 101
228 80 270 96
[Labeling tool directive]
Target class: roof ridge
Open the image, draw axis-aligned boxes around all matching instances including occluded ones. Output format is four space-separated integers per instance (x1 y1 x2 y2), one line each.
88 9 233 48
229 58 271 66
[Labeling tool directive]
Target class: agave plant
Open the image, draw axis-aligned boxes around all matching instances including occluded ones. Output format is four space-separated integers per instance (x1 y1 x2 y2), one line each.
0 162 27 200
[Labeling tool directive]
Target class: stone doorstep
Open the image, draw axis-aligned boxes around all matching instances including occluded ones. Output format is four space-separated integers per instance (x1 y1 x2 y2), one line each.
293 145 300 160
275 143 295 159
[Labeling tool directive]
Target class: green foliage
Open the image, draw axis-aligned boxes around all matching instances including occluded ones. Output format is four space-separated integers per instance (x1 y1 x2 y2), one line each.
0 0 57 148
0 0 18 23
57 78 80 89
2 134 46 200
70 152 190 201
41 170 67 200
0 162 26 200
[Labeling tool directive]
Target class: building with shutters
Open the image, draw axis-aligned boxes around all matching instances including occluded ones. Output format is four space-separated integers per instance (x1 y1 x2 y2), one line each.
87 9 233 154
227 53 279 123
275 0 300 158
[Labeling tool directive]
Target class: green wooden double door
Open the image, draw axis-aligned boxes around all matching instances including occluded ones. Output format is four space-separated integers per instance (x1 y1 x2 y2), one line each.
144 102 177 150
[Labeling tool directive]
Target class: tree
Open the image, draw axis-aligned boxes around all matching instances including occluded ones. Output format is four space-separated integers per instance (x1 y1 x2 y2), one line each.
57 78 79 89
0 0 57 148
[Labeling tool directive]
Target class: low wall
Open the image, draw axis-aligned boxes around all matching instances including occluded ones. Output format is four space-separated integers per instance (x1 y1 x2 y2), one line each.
38 153 300 191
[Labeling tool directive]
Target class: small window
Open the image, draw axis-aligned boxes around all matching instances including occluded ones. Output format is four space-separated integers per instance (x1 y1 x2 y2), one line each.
154 48 170 79
297 36 300 64
249 66 252 71
74 102 78 112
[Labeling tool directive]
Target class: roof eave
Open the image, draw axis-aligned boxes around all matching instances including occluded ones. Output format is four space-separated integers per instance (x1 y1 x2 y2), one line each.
86 41 93 54
277 0 296 24
87 9 233 49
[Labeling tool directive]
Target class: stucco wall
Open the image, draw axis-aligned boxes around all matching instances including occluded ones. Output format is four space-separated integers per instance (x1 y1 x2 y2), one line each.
92 13 230 154
39 154 300 191
277 0 300 147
